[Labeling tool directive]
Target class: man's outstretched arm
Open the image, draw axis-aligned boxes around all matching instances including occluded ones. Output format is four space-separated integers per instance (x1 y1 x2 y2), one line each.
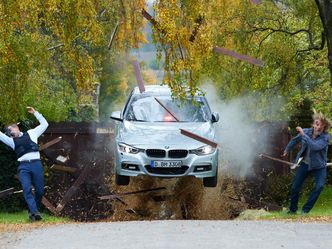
27 107 49 138
0 131 14 149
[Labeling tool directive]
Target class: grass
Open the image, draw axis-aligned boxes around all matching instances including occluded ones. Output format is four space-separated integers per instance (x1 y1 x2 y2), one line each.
263 185 332 219
0 211 70 224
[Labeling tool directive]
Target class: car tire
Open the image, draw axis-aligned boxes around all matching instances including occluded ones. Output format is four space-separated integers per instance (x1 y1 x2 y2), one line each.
115 172 130 185
203 168 218 187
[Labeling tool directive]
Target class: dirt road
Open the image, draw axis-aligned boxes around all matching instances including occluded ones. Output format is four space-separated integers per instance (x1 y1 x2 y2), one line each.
1 220 332 249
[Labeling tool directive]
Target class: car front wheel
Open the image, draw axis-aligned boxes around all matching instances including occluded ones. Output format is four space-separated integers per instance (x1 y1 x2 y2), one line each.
203 167 218 187
115 172 130 185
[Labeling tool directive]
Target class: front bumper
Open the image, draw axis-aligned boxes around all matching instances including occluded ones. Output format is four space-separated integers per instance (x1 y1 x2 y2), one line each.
115 148 218 178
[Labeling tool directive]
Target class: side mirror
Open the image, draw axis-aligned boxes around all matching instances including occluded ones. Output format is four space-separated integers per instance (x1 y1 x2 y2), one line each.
211 112 219 123
110 111 123 122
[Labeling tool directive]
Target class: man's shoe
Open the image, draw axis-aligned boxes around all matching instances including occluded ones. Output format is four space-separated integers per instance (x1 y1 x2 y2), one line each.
301 210 309 216
29 214 36 222
29 213 43 222
34 213 43 221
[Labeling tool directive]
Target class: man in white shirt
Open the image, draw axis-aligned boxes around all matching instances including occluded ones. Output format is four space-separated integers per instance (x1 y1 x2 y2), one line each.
0 107 48 221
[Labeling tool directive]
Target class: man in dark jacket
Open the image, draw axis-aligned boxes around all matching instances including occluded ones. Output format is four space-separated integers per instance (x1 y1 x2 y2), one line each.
283 111 331 214
0 107 48 221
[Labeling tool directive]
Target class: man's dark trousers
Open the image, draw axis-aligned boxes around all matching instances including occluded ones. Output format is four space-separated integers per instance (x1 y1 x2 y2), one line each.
289 162 326 213
18 160 44 214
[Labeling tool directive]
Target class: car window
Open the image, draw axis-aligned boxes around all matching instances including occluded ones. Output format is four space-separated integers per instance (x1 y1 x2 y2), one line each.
124 95 210 122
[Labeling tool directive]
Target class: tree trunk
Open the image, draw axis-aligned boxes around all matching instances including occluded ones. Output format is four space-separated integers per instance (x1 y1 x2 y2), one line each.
315 0 332 85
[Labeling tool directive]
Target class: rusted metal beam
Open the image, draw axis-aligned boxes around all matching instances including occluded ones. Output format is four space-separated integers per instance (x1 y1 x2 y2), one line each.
0 187 15 199
50 164 78 174
98 187 166 200
133 60 145 93
40 136 62 151
154 97 180 121
55 164 91 213
180 129 218 148
213 47 264 67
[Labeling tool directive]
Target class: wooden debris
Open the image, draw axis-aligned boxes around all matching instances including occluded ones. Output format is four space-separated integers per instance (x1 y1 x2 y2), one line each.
133 60 145 93
40 136 62 151
180 129 218 148
189 16 204 42
99 187 166 200
259 153 294 166
141 9 162 33
41 197 57 214
151 195 174 202
251 0 261 4
50 164 78 174
0 188 15 199
108 22 119 50
55 164 92 213
56 155 69 163
213 47 264 67
154 98 180 121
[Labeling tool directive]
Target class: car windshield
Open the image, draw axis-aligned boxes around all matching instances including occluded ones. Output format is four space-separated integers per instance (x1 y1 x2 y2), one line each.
124 95 210 122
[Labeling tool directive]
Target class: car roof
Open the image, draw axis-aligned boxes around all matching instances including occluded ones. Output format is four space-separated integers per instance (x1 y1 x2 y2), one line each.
133 85 171 95
133 85 203 96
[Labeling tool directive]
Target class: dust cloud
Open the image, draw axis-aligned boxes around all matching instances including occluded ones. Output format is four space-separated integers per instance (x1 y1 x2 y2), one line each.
203 83 283 178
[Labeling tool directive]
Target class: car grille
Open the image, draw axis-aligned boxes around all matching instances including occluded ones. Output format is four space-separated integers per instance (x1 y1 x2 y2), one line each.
168 150 188 158
145 149 188 158
145 165 189 175
146 149 166 158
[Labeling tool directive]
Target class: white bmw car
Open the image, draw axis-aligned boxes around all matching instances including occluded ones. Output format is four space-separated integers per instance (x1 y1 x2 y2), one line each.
111 85 219 187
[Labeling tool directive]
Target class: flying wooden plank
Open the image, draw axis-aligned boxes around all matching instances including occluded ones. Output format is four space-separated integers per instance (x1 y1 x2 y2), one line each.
98 187 166 200
108 22 119 50
0 188 15 198
55 164 91 212
133 60 145 93
251 0 261 5
154 97 180 121
40 136 62 151
41 197 57 214
213 47 264 67
50 164 78 174
180 129 218 148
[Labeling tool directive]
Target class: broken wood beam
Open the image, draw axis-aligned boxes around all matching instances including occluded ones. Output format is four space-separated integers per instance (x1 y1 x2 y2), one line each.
108 22 119 50
55 164 91 213
0 187 15 199
154 98 180 121
180 129 218 148
213 47 264 67
259 153 293 166
251 0 261 5
98 187 166 200
42 197 57 214
189 16 204 42
50 164 78 174
141 9 161 32
40 136 62 151
133 60 145 93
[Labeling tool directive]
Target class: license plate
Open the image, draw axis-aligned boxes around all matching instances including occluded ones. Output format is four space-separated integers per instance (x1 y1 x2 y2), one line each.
151 160 182 168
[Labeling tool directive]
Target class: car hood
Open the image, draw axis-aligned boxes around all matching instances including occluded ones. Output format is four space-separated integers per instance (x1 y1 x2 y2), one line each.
117 121 216 149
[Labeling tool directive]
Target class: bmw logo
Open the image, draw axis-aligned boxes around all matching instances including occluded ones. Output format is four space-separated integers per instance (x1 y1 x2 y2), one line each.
165 146 170 149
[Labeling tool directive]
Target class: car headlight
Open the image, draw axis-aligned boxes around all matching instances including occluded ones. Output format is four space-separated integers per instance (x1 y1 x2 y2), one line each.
189 145 216 155
118 143 143 154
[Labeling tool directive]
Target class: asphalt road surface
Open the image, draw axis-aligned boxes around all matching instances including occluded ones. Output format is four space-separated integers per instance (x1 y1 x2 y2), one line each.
1 220 332 249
